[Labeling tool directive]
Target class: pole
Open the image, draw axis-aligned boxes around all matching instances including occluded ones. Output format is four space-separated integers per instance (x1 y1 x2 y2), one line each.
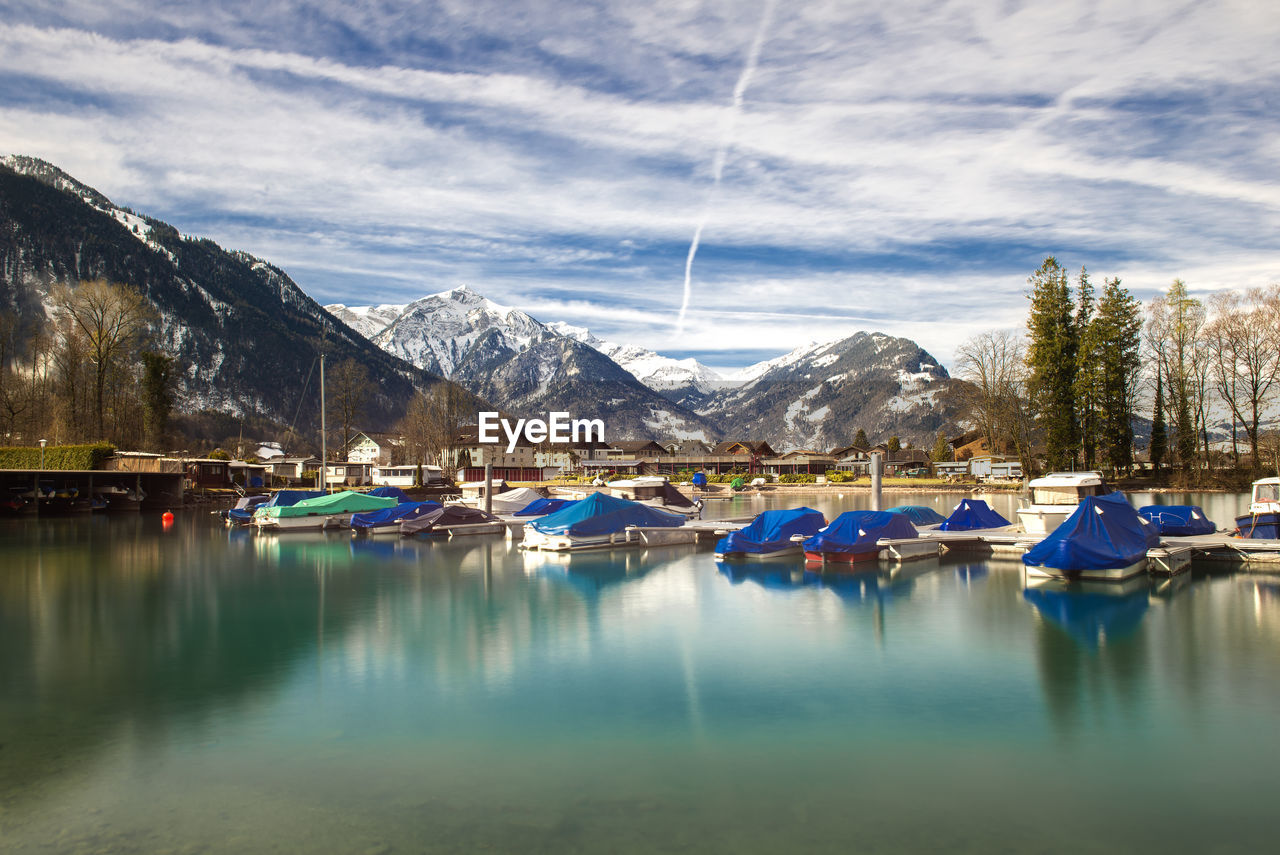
319 353 327 493
484 461 493 515
870 451 883 511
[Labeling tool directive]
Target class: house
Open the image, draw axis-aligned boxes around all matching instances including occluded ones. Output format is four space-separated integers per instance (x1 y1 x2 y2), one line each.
184 458 231 489
272 457 321 484
764 450 837 475
969 455 1021 480
606 440 669 460
664 439 712 457
372 464 445 487
346 431 402 466
933 460 970 478
446 427 565 482
229 460 270 488
884 449 931 475
325 461 372 487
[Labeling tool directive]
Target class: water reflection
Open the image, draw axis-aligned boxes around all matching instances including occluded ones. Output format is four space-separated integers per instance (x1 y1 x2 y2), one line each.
715 558 815 592
521 546 663 596
1023 575 1152 652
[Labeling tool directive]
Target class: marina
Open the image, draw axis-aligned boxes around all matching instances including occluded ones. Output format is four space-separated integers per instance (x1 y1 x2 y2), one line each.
3 490 1278 855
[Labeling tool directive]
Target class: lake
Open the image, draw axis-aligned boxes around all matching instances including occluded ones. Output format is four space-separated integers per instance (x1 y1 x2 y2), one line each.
3 490 1278 854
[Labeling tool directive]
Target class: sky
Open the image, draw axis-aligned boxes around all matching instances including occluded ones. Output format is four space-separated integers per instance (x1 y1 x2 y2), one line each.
1 0 1278 372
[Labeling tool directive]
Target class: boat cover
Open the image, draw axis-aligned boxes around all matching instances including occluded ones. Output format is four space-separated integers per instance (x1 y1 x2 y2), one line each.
231 490 322 523
530 492 685 537
1138 505 1215 536
485 487 549 513
1022 493 1158 572
730 477 746 490
265 490 396 518
802 510 917 556
400 505 501 535
368 486 412 502
691 472 708 488
940 499 1011 531
350 501 442 530
513 498 577 517
886 505 947 526
716 507 826 556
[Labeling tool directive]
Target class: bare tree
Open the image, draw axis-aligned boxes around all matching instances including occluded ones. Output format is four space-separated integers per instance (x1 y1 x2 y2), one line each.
1204 286 1280 469
397 382 469 479
325 358 370 458
52 280 155 440
1146 280 1205 472
953 330 1028 458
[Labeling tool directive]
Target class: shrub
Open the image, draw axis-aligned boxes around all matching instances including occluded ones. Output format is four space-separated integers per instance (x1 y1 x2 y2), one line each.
0 443 116 470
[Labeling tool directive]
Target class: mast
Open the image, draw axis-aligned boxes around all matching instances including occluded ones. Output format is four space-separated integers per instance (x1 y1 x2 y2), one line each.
320 352 327 493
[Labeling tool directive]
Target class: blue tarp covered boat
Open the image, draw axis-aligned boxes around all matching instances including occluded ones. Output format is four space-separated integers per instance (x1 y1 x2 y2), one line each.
522 492 686 550
1022 493 1159 581
802 510 918 563
1138 505 1216 536
886 505 947 527
715 507 826 560
939 499 1012 531
350 501 442 535
229 489 323 525
691 472 708 488
368 486 412 502
513 498 577 517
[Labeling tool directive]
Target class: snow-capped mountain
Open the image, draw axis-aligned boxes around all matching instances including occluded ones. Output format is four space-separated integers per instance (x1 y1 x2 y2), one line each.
700 332 961 450
547 321 739 410
0 156 461 436
327 303 406 340
331 288 719 441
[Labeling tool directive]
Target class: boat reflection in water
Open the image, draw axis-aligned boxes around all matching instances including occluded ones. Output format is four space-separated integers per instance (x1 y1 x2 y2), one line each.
522 544 693 595
1022 574 1151 652
715 557 815 592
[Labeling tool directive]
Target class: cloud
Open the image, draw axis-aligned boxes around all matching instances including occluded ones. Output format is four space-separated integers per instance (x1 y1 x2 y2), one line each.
1 1 1278 371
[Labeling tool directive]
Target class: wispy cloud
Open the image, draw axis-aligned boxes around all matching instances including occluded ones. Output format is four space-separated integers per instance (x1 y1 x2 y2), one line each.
1 1 1278 369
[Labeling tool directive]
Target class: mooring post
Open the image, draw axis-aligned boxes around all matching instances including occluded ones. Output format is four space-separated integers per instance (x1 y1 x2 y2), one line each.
484 462 493 515
870 451 883 511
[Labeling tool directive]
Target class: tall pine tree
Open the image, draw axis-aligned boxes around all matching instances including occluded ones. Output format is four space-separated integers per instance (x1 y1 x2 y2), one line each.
1092 278 1142 473
1025 256 1078 470
1150 373 1167 471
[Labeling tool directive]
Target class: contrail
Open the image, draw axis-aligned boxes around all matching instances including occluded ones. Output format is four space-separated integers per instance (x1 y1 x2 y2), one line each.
676 0 776 333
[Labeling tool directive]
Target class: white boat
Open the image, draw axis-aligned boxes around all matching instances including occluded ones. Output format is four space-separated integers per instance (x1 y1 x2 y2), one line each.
605 476 702 518
458 486 547 514
1016 471 1111 534
1235 477 1280 539
254 490 397 532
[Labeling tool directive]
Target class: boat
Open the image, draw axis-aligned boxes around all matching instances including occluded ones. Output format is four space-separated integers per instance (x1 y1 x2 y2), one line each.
350 501 442 536
605 476 702 518
714 507 826 561
456 479 511 504
460 486 546 513
520 492 686 551
400 504 504 537
232 490 323 526
1016 471 1111 534
801 510 922 564
221 493 271 525
885 505 947 529
1234 477 1280 538
1021 493 1159 582
367 485 412 503
511 497 577 517
254 490 396 531
1138 505 1216 536
938 499 1014 531
95 484 147 512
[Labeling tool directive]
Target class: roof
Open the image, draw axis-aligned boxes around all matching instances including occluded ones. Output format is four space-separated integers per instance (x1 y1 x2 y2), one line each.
609 440 667 453
711 440 775 456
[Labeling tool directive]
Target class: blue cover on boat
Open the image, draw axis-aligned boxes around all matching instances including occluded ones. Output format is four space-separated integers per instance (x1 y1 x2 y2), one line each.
691 472 708 488
530 492 685 536
1022 493 1158 572
716 507 826 556
229 489 323 523
350 501 442 530
802 510 917 556
886 505 947 526
368 486 412 502
513 498 577 517
940 499 1011 531
1138 505 1215 536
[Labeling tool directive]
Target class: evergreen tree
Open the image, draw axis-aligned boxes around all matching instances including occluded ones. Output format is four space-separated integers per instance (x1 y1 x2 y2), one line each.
1025 257 1078 469
1092 278 1142 473
930 430 951 462
1073 268 1099 468
140 351 175 450
887 435 901 453
1150 373 1167 471
854 428 869 449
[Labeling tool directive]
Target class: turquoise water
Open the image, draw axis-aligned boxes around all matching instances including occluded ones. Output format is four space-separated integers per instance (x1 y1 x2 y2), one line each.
3 491 1278 854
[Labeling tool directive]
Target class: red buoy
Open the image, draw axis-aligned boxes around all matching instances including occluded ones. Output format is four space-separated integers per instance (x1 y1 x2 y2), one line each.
162 510 175 524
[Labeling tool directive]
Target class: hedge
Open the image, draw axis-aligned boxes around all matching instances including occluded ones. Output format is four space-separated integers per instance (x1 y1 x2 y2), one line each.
0 443 117 471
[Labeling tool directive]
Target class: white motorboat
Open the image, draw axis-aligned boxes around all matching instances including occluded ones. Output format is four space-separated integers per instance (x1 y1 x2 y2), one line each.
1016 471 1111 534
605 476 702 518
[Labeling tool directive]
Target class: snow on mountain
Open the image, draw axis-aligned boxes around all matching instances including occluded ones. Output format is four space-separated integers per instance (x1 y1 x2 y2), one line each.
325 303 407 340
547 322 734 393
